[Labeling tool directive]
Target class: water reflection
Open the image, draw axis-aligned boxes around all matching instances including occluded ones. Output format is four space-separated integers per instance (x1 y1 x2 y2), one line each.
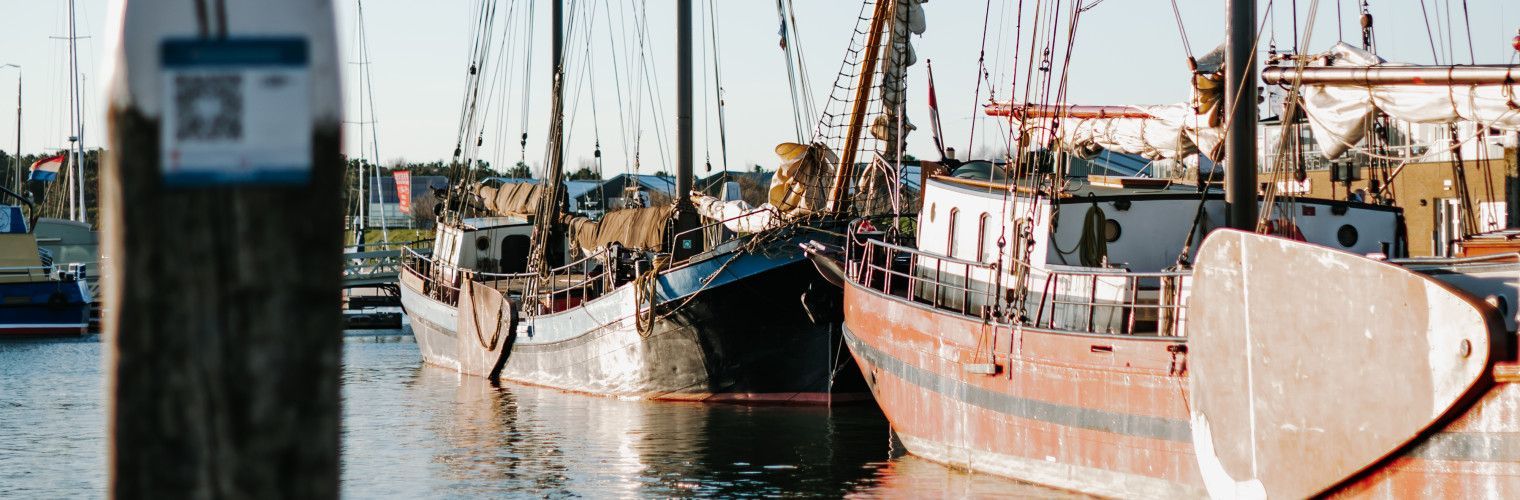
344 338 1073 498
0 334 1070 498
393 364 896 497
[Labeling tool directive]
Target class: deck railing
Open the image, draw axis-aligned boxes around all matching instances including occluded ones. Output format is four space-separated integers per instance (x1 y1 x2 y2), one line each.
846 228 1190 336
402 246 613 313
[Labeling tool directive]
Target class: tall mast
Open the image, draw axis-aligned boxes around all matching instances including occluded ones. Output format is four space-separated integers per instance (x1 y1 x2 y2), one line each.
354 1 366 245
11 69 18 195
67 0 79 221
551 0 563 181
1225 0 1258 230
531 0 567 275
672 0 701 258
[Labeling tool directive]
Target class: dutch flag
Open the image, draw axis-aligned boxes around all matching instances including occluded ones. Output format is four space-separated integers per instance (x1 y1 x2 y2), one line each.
29 152 66 182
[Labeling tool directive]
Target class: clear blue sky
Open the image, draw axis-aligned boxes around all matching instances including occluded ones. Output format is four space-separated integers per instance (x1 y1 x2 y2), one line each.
1 0 1516 177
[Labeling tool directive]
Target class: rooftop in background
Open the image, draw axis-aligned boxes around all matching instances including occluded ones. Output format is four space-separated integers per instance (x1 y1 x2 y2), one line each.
586 174 678 197
478 177 600 197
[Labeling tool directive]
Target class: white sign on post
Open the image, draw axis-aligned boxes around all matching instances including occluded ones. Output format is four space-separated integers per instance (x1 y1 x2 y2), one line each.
159 38 312 185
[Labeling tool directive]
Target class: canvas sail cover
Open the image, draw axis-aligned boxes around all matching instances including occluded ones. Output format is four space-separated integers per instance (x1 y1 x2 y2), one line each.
691 142 837 234
563 206 672 254
1282 42 1520 160
476 182 545 218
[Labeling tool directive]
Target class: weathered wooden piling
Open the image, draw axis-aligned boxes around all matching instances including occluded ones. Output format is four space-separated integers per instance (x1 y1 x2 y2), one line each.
104 2 343 498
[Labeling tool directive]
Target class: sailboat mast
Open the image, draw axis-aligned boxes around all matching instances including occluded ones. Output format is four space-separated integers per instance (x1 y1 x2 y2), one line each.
1225 0 1259 230
551 0 563 182
672 0 700 258
530 0 567 276
66 0 79 222
11 70 18 195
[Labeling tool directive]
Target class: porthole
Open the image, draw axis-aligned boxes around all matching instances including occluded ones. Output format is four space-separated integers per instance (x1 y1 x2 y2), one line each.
476 236 491 251
1104 219 1122 243
1336 224 1359 248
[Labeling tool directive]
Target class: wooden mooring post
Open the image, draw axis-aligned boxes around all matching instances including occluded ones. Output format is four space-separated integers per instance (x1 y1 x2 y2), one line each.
104 2 343 498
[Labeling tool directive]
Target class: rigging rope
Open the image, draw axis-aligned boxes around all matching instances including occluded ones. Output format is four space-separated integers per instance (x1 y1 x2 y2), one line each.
709 0 731 175
965 0 995 159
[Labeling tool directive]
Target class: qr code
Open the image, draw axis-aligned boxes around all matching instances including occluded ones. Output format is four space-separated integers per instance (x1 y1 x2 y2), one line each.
173 74 243 142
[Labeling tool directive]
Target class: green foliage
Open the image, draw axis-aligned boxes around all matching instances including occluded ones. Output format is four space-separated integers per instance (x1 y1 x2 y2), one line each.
502 161 533 179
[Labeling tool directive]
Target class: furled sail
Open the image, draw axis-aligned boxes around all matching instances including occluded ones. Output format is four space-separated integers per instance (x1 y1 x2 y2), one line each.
691 142 836 234
1264 42 1520 160
984 44 1229 162
986 102 1225 161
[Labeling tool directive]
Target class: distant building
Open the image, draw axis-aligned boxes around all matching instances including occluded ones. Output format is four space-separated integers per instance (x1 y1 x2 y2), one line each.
575 174 678 212
367 175 448 228
1258 117 1520 257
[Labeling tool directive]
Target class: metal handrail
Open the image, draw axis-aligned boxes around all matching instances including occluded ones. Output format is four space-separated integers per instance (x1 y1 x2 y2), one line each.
851 236 1191 336
401 244 614 312
1392 253 1520 266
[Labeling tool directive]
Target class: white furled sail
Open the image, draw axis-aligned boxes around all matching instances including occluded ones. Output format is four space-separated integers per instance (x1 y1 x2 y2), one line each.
986 102 1224 162
1265 42 1520 160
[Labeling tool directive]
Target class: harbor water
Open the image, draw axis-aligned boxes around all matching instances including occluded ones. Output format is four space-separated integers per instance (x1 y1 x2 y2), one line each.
0 332 1071 498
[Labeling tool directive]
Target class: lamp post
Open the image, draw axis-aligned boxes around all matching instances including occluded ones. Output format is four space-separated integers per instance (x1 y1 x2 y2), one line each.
0 64 17 195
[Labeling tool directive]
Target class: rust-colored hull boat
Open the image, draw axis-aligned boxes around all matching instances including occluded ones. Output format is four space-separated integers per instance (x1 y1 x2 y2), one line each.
811 166 1520 497
828 220 1520 497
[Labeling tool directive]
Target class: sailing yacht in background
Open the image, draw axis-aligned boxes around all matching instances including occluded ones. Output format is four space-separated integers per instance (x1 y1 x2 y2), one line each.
0 154 92 337
27 0 100 329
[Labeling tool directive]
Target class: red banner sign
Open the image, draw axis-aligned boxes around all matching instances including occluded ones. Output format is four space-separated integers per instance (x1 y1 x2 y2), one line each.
393 170 412 214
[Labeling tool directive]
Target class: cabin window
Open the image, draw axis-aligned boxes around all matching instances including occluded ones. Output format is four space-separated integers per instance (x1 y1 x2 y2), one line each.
476 236 490 251
1337 224 1359 248
976 213 990 262
947 208 959 258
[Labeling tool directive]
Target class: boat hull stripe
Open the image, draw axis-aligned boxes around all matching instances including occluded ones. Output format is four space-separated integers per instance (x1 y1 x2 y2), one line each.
843 324 1193 442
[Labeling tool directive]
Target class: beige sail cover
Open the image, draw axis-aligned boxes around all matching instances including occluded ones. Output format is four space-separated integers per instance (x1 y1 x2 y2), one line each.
689 142 837 234
476 182 544 217
769 142 838 216
563 206 672 253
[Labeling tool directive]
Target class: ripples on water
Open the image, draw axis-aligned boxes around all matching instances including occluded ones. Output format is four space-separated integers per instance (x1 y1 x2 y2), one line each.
1 332 1071 498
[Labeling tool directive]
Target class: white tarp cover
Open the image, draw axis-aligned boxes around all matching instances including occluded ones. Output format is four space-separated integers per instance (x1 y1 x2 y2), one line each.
1291 42 1520 159
691 196 782 234
1010 103 1224 161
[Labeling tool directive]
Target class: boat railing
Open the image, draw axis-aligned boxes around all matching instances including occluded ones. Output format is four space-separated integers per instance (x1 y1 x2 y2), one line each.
849 237 1190 337
345 238 433 254
475 247 612 312
401 245 613 313
401 247 464 305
